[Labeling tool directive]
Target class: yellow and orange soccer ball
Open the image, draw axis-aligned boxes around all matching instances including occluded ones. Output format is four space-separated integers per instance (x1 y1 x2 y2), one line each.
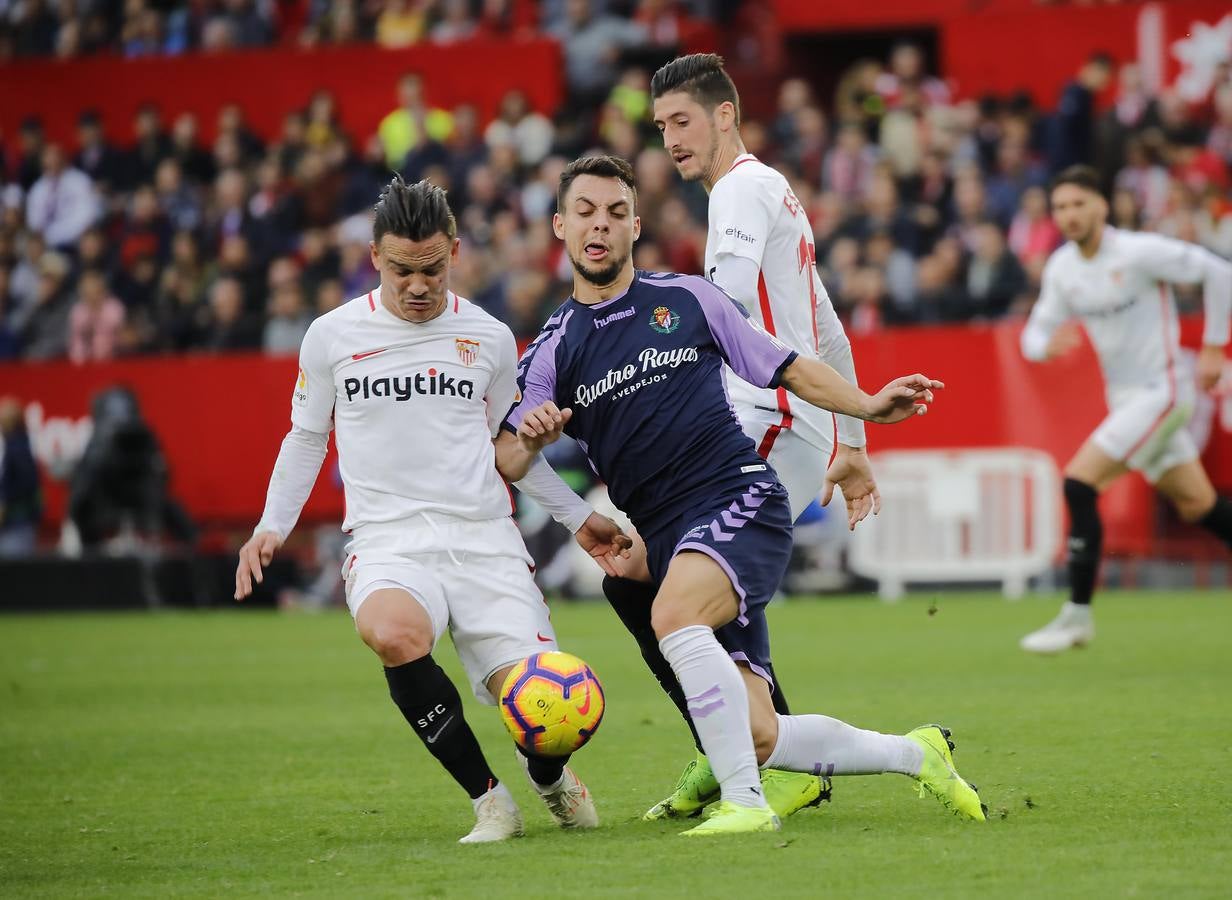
499 651 605 757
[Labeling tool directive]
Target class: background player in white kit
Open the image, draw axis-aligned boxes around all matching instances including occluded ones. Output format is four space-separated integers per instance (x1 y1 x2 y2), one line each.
1019 165 1232 654
596 53 885 821
233 177 629 842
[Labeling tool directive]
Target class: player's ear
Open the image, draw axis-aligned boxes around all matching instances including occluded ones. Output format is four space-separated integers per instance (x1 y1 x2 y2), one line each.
716 101 736 133
632 215 641 242
552 212 565 240
369 240 380 271
449 237 461 263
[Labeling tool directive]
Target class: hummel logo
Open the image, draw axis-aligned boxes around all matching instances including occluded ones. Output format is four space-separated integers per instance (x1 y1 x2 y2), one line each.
351 348 387 360
425 715 454 744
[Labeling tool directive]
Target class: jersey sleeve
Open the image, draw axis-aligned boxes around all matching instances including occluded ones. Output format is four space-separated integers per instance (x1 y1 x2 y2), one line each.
289 320 335 432
502 310 568 432
708 172 774 268
1131 233 1232 347
1020 257 1072 361
485 325 521 438
690 277 797 388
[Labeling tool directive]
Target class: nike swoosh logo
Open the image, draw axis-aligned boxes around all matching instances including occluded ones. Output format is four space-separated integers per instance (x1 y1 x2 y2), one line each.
425 715 454 744
351 348 387 360
576 686 591 716
536 632 553 643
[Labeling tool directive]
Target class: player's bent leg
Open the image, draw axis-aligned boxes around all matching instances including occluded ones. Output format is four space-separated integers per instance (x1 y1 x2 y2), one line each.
651 552 773 833
738 667 830 819
1156 460 1232 548
355 588 521 843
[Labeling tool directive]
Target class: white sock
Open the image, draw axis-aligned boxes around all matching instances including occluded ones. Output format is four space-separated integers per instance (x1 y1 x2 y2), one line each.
763 714 924 777
472 780 516 812
659 625 766 809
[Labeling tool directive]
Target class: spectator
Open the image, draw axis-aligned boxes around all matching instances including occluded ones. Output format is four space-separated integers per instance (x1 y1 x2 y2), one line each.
125 103 171 189
154 158 202 234
376 0 428 48
201 277 261 350
74 110 125 192
169 113 215 185
263 282 311 354
430 0 477 43
1046 52 1114 173
0 396 41 557
1008 185 1061 285
876 42 951 111
378 73 455 170
14 118 46 190
25 143 101 250
68 269 126 364
965 220 1027 319
485 90 555 167
19 251 74 359
551 0 647 103
823 123 878 205
0 267 19 359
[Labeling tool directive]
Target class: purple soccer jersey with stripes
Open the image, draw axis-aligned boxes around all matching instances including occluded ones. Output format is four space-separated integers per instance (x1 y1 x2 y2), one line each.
503 270 799 680
503 270 798 538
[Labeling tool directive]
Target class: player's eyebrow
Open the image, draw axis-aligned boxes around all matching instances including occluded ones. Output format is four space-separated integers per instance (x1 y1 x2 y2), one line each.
574 195 629 212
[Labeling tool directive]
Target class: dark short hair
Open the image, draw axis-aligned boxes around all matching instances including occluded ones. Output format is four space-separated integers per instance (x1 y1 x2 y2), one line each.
373 175 457 244
557 154 637 211
650 53 741 126
1087 51 1114 69
1050 165 1102 197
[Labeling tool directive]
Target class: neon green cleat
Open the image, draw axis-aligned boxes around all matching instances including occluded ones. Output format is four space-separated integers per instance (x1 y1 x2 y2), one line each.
644 755 832 821
643 753 719 820
761 768 831 819
680 801 781 837
906 724 987 821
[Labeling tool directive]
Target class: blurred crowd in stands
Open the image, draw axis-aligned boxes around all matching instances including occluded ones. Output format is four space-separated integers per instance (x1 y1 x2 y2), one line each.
1 1 1230 365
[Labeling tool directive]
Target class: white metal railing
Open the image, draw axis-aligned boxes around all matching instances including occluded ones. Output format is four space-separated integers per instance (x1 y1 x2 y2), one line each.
848 448 1061 599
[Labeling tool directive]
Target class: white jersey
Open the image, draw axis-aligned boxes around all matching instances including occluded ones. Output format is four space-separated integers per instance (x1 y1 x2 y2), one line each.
1022 227 1232 390
292 289 519 532
705 153 851 452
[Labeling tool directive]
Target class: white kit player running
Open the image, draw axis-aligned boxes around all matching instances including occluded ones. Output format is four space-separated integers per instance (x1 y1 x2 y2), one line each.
1019 165 1232 653
234 177 629 842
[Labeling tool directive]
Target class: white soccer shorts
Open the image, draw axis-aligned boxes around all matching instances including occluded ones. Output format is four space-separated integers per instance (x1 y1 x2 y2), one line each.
343 516 557 704
738 404 835 521
1091 381 1199 483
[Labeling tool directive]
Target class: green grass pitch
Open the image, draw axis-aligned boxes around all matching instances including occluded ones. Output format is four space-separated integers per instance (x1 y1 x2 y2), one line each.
2 590 1229 898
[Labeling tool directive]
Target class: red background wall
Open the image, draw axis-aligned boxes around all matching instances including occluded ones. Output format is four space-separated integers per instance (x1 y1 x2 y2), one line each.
0 39 563 148
3 321 1228 555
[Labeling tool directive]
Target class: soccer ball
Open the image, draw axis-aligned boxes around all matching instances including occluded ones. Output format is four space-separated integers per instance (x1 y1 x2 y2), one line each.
499 651 605 757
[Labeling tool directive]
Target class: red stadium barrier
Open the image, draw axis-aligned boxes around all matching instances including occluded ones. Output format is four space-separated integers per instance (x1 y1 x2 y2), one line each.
3 321 1228 554
0 39 563 149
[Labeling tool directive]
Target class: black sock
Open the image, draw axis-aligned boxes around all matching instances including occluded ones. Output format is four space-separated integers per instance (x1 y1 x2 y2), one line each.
1064 477 1103 606
603 575 703 750
516 743 568 788
384 656 497 800
1198 496 1232 548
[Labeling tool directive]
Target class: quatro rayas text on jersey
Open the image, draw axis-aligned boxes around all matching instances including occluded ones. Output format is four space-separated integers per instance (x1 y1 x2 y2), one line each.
344 368 476 402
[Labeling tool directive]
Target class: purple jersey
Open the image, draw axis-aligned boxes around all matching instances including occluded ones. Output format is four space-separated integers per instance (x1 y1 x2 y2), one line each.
504 271 798 536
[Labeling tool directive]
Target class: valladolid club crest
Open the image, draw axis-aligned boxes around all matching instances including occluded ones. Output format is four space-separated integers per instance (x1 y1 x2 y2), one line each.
455 338 480 366
649 306 680 334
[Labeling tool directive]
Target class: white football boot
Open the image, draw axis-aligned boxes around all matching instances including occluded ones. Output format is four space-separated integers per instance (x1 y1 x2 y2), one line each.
1020 602 1095 654
519 753 599 829
458 782 524 844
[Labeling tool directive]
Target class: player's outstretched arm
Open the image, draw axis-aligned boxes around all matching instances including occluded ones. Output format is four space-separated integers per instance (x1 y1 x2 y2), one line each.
235 530 284 601
781 357 942 423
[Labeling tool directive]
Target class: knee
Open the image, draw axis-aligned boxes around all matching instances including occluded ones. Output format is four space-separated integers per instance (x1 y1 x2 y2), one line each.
1173 496 1213 524
362 621 432 666
650 597 699 642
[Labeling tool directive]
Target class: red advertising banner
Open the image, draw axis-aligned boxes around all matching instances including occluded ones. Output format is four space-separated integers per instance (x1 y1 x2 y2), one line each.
0 38 563 149
1 322 1229 553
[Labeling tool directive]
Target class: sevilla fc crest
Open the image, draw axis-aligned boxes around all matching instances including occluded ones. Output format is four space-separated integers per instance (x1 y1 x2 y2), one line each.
456 338 480 366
